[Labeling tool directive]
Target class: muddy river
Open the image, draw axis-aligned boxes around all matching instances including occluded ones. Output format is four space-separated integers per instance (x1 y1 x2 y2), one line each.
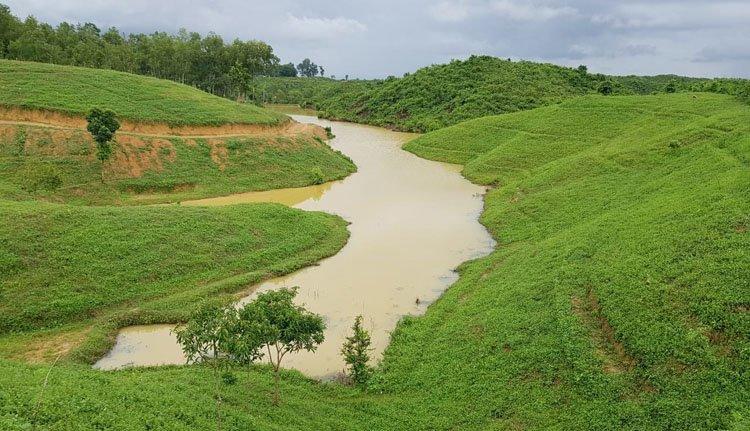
94 115 495 378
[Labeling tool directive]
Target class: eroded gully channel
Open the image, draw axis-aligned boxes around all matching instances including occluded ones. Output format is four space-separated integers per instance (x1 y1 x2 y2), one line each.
94 115 495 379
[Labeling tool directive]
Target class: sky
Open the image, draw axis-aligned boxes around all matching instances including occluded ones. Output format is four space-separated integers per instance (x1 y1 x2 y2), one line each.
5 0 750 79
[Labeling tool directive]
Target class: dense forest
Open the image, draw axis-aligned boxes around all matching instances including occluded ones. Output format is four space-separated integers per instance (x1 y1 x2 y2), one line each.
0 4 324 100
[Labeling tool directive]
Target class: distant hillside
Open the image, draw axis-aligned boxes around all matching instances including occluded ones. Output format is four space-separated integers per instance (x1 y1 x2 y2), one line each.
257 56 750 132
0 60 286 127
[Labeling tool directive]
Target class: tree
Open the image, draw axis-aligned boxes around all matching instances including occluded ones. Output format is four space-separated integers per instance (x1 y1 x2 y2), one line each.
234 287 325 405
665 80 677 93
228 61 251 101
341 315 372 386
85 108 120 182
577 64 588 75
598 80 614 95
318 65 325 77
296 58 319 78
174 302 234 431
273 62 297 77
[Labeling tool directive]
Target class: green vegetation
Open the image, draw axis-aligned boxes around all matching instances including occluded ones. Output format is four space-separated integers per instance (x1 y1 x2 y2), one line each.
0 123 355 205
401 93 749 429
2 92 746 430
85 108 120 182
255 76 375 109
0 60 286 126
257 56 750 132
341 315 373 386
0 200 348 356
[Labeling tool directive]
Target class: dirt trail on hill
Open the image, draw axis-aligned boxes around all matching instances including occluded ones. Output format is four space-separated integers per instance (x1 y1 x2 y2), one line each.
0 106 320 138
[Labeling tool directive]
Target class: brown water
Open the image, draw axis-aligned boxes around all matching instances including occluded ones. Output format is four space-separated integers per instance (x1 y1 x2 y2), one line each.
94 116 494 378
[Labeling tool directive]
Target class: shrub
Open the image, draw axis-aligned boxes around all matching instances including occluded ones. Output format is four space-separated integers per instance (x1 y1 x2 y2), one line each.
598 80 614 95
20 162 63 192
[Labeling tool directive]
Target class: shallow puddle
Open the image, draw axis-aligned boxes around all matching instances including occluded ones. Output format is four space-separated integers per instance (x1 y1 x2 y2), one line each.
95 116 495 378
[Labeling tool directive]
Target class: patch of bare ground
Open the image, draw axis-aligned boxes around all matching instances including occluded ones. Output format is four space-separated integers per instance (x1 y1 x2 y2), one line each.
571 287 636 374
15 327 92 364
0 113 327 180
0 106 328 140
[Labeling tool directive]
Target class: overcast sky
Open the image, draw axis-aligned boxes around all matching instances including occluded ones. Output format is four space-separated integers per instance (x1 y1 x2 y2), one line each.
5 0 750 79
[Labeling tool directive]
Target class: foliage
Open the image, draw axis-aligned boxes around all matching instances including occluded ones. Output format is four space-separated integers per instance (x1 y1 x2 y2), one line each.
341 315 372 386
258 56 749 132
296 58 322 78
175 302 234 363
85 108 120 183
597 79 614 95
234 287 325 405
0 60 286 126
0 4 278 99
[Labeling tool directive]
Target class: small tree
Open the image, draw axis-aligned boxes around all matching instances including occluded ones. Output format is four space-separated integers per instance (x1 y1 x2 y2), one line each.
174 303 233 431
235 287 325 405
85 108 120 183
341 315 372 386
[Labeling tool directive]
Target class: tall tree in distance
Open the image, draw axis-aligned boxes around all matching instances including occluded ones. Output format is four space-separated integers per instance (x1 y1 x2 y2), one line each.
85 108 120 183
296 58 320 77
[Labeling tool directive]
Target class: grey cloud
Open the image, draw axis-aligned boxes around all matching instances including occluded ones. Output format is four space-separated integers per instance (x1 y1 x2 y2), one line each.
3 0 750 78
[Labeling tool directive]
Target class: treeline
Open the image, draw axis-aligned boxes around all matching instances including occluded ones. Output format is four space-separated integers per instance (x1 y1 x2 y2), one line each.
0 4 322 100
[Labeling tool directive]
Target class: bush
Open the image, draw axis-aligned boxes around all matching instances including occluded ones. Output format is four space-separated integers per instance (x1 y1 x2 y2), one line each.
310 167 325 185
598 80 614 95
20 162 63 192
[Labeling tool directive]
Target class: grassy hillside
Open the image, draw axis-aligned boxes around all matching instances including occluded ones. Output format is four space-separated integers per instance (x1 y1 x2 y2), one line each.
0 200 350 361
316 56 596 132
0 123 355 205
257 56 749 133
399 93 749 429
0 60 286 126
2 93 747 430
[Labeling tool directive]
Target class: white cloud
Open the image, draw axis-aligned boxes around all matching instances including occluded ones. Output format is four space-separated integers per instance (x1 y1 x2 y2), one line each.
284 14 367 41
491 1 577 21
429 1 472 23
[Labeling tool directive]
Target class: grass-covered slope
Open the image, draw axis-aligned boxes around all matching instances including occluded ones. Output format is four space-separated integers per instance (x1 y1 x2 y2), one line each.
0 200 349 363
0 123 355 205
397 93 749 429
258 56 749 133
318 56 594 132
0 60 285 126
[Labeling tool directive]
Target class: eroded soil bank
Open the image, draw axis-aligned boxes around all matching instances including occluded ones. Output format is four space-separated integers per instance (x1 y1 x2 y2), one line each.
96 116 495 378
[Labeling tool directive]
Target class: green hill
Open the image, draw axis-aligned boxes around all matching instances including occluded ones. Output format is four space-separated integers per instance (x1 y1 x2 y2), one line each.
2 93 747 430
257 56 749 133
400 92 749 429
316 56 596 132
0 60 286 126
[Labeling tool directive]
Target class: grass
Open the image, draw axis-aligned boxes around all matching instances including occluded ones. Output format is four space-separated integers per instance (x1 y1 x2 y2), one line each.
257 56 749 133
1 92 748 430
0 123 356 205
0 60 286 126
398 92 749 429
0 200 350 362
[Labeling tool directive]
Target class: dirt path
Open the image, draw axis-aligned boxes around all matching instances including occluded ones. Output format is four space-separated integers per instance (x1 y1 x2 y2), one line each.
0 117 323 140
